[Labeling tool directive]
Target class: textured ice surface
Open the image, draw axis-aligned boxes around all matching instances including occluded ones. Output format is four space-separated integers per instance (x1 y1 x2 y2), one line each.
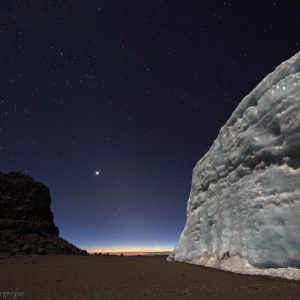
169 52 300 280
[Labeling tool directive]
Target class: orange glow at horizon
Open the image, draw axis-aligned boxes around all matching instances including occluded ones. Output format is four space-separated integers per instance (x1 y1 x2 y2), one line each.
87 246 173 254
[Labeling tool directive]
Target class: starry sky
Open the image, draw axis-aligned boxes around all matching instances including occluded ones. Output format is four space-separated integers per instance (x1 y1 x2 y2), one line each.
0 1 299 253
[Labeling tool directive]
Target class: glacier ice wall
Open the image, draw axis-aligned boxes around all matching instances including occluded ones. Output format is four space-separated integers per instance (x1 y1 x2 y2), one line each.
169 52 300 280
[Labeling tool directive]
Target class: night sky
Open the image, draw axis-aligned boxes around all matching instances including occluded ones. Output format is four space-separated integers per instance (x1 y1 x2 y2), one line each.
1 1 299 253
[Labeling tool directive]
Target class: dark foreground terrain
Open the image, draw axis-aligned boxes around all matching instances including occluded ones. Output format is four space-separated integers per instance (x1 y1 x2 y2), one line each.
0 255 299 300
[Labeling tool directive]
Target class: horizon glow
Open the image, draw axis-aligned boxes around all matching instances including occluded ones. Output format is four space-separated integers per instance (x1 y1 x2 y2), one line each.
86 245 174 254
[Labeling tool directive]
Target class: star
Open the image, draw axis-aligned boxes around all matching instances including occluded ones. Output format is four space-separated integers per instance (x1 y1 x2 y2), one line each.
95 170 101 176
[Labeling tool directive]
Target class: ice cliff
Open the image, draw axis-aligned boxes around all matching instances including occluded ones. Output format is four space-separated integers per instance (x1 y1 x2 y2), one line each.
169 52 300 280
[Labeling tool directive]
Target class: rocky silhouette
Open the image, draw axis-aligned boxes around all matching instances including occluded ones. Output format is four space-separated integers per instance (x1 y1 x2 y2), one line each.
0 171 87 255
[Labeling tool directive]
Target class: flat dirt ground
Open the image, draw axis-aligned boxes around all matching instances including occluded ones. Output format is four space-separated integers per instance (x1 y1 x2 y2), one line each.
0 255 299 300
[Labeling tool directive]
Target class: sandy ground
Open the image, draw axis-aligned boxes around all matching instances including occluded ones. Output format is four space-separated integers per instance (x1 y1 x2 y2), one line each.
0 255 299 300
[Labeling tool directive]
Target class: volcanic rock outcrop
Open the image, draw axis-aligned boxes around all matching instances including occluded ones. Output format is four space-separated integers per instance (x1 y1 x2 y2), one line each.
169 52 300 280
0 171 86 255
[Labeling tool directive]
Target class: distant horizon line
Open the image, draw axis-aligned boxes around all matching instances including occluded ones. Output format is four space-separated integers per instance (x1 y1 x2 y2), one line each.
87 248 173 255
88 251 172 256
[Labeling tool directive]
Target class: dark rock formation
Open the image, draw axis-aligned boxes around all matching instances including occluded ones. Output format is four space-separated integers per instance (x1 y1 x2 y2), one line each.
0 171 87 255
